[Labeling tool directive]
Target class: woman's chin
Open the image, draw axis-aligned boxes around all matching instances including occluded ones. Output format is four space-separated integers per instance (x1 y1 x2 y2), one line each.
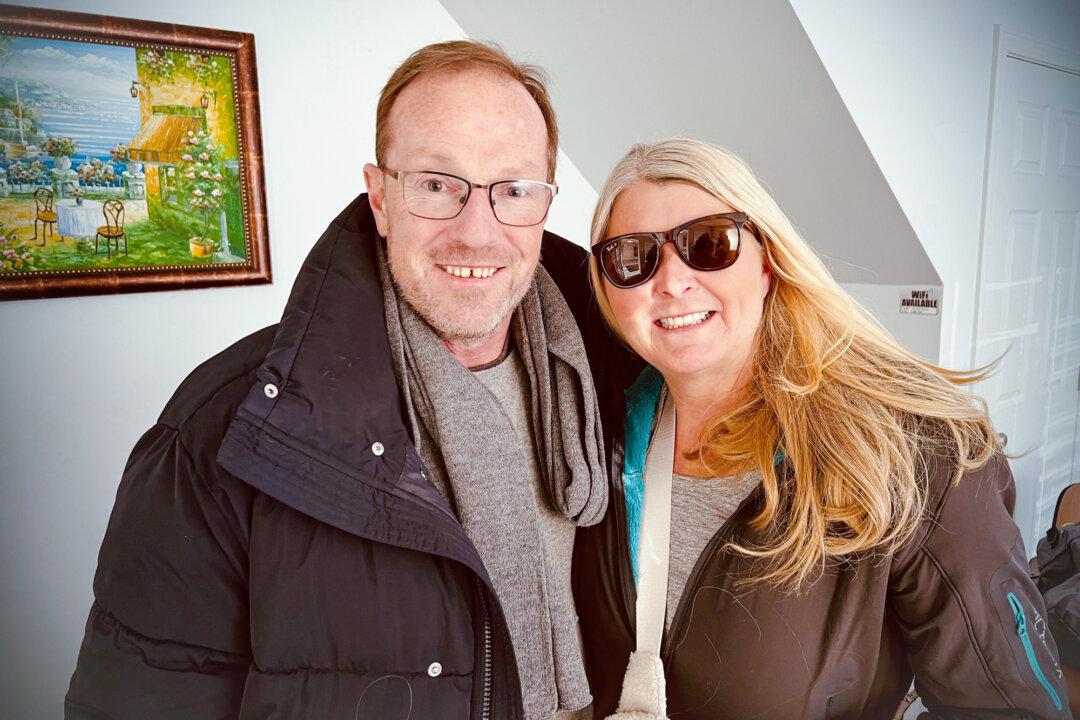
651 350 726 381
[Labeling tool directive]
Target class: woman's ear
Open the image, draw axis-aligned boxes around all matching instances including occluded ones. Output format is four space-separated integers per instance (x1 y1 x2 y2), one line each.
757 239 773 300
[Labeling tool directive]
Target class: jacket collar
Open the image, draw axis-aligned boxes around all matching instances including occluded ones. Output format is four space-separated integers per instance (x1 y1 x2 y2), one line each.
217 194 489 579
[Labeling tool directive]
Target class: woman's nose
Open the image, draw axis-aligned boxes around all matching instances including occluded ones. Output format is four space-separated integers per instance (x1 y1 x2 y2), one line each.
652 244 695 297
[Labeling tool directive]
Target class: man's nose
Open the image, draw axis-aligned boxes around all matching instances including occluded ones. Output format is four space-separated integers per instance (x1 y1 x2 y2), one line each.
450 186 501 245
652 244 696 297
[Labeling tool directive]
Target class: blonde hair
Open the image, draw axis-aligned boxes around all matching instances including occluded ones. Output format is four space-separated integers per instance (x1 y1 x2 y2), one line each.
376 40 558 181
590 138 999 591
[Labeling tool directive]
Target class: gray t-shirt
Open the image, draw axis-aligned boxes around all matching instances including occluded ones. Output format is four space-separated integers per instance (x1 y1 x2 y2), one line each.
666 469 761 628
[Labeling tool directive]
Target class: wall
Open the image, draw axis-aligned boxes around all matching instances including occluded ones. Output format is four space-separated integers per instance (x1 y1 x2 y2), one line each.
0 1 596 717
789 0 1080 368
439 0 944 358
439 0 941 292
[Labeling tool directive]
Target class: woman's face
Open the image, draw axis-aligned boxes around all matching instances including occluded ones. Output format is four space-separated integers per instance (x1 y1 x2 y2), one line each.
603 181 771 388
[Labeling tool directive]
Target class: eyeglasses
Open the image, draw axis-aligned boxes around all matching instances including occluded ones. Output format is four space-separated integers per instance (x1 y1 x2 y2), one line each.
380 168 558 227
592 212 751 289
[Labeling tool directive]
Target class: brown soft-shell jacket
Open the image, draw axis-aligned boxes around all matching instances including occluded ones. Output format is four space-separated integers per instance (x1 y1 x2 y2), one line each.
573 368 1072 719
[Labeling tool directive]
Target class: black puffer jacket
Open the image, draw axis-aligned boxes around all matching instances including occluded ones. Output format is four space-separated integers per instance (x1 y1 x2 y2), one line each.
65 195 630 720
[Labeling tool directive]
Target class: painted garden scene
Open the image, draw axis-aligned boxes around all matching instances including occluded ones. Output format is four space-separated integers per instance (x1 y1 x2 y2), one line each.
0 33 247 277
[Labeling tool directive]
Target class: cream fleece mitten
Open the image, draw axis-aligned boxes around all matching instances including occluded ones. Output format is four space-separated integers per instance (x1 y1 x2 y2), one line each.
604 650 668 720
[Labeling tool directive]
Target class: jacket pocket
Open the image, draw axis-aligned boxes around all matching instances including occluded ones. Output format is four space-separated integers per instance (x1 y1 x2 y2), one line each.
1005 591 1064 712
990 550 1068 716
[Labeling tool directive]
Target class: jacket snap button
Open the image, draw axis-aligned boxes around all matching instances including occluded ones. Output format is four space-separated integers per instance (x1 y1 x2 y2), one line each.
371 442 385 456
263 383 278 399
427 662 442 677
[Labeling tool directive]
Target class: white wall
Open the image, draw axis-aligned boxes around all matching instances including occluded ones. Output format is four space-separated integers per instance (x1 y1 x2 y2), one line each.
440 0 941 291
789 0 1080 369
0 1 596 717
841 283 943 363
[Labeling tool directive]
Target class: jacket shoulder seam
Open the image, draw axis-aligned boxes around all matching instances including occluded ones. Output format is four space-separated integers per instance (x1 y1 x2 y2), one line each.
890 459 961 579
159 368 253 433
159 325 277 430
146 422 250 552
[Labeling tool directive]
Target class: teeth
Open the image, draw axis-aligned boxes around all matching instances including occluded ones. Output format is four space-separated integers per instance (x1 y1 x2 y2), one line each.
442 265 497 279
658 311 711 329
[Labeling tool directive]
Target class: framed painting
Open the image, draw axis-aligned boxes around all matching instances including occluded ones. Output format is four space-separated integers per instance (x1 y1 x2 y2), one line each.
0 4 270 300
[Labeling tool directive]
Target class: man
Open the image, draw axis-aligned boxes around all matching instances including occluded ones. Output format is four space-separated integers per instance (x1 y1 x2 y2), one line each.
66 41 629 720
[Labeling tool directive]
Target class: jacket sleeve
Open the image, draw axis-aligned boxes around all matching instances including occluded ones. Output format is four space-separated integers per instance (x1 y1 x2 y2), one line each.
888 452 1072 719
65 423 252 719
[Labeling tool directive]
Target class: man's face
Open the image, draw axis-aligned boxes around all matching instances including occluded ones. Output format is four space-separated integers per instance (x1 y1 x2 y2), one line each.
365 68 550 344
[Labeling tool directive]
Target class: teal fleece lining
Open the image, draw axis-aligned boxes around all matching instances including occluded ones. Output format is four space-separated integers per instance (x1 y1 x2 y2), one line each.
622 366 665 585
622 366 785 585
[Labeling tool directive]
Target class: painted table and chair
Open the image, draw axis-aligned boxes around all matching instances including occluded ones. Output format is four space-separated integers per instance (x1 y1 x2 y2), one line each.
56 198 103 240
53 197 129 257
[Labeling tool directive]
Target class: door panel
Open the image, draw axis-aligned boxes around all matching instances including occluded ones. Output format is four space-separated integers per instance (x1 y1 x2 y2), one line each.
975 54 1080 553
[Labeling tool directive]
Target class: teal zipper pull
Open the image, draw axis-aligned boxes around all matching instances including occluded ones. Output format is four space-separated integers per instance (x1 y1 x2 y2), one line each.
1006 592 1063 711
1008 593 1027 635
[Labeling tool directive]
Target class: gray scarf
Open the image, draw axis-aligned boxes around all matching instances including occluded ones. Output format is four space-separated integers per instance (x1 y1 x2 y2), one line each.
377 241 606 719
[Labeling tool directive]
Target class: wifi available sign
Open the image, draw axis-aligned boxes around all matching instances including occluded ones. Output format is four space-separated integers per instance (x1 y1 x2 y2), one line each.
900 288 940 315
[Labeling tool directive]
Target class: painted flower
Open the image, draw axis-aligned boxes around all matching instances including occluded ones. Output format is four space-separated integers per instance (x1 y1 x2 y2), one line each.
211 188 222 197
199 152 210 161
193 188 204 196
181 154 193 162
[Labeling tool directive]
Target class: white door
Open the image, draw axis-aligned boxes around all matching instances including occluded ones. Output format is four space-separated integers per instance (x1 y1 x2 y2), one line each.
974 33 1080 554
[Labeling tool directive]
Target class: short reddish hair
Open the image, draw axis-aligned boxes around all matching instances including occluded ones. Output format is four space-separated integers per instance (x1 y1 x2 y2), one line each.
376 40 559 181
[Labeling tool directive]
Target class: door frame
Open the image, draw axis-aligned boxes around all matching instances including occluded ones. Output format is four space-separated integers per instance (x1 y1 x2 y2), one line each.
971 27 1080 368
971 28 1080 543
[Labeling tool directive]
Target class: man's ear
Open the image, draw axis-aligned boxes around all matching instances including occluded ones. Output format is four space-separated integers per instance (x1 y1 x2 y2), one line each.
363 163 390 237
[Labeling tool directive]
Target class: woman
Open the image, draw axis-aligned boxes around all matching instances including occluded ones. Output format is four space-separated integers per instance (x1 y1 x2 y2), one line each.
572 139 1071 719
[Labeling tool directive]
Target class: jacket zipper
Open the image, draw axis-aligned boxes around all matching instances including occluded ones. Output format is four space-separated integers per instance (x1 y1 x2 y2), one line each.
1006 591 1063 711
477 578 493 720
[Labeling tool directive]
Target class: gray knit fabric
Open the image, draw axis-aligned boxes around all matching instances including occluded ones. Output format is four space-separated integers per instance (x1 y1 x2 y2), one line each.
376 240 604 720
474 353 593 720
666 469 761 628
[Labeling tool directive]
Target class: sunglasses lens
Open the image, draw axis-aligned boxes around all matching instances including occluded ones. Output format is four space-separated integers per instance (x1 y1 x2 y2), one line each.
677 217 741 270
601 235 660 288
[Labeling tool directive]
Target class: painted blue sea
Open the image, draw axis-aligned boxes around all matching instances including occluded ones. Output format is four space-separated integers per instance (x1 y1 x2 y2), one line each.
36 96 140 165
0 36 141 166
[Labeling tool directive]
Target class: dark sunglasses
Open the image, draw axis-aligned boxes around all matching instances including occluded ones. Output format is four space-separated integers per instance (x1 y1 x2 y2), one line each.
592 211 751 289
